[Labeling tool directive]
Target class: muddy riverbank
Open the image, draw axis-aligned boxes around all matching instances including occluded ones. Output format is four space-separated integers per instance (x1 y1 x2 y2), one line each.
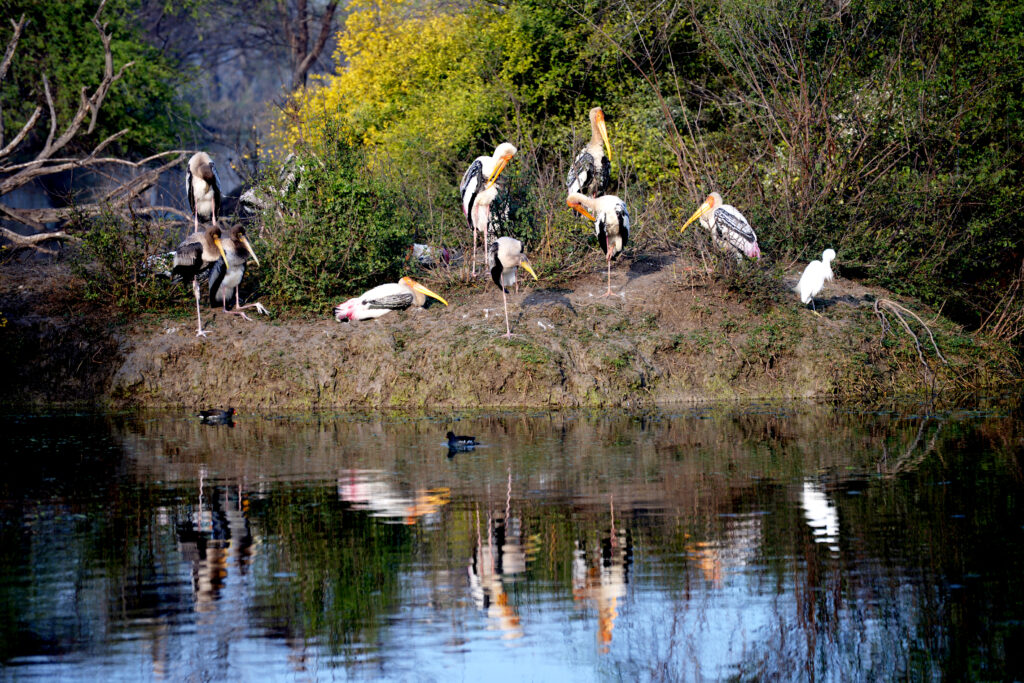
0 252 1017 409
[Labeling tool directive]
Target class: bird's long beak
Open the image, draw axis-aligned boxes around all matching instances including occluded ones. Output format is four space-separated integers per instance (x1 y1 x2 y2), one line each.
597 116 612 163
568 200 595 221
681 199 713 235
485 155 511 189
410 280 449 306
214 236 229 270
240 235 260 266
519 260 538 280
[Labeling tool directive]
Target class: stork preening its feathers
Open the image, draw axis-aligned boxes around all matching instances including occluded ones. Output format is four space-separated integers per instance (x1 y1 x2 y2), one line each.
681 192 761 260
460 142 517 276
567 192 630 297
208 224 268 320
567 107 612 198
795 249 836 315
489 236 538 338
171 225 228 337
186 152 222 234
333 276 449 322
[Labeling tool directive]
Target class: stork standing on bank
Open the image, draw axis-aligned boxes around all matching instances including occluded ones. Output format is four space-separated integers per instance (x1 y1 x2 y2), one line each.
680 192 761 260
208 224 268 320
567 107 612 198
488 236 538 338
568 192 630 297
186 152 222 234
460 143 517 276
334 277 449 322
795 249 836 315
171 225 228 337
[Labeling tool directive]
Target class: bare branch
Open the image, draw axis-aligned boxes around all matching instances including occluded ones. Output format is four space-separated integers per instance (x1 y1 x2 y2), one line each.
0 226 75 254
0 106 41 159
0 14 26 83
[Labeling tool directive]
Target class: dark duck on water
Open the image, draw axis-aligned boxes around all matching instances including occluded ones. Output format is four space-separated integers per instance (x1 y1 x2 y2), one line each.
198 407 235 425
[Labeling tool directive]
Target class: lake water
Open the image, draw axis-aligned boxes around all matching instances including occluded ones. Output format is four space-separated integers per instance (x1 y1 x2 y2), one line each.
1 401 1022 681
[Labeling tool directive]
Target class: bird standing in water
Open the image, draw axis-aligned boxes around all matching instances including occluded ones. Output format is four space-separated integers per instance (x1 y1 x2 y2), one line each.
567 107 612 198
186 152 222 234
796 249 836 315
488 236 538 338
567 192 630 297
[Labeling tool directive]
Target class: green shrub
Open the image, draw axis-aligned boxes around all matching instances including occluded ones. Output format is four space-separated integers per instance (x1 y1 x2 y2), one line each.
252 128 413 311
70 211 178 312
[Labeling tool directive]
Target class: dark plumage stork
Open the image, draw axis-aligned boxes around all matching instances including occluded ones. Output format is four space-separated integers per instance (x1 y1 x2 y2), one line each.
208 224 268 321
566 107 612 198
186 152 222 234
171 225 228 337
567 192 630 297
488 236 538 338
460 142 517 276
333 276 449 322
680 192 761 260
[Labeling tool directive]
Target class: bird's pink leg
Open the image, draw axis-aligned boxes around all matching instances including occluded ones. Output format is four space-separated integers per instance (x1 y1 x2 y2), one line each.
193 208 200 234
193 279 208 337
502 287 513 338
471 224 477 277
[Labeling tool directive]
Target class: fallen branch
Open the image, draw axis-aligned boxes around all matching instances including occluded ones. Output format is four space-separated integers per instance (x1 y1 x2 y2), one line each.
874 298 949 374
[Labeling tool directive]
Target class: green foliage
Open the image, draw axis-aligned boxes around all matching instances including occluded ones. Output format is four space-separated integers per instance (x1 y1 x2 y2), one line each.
254 127 412 311
0 0 191 156
70 211 178 311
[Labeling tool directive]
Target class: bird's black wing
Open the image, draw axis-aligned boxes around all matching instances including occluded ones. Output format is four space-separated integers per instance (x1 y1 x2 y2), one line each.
713 207 757 255
208 257 227 306
596 213 608 255
488 240 503 288
171 238 203 282
365 292 415 310
566 150 595 196
460 159 485 230
616 201 630 249
185 167 196 214
597 156 611 195
211 161 222 218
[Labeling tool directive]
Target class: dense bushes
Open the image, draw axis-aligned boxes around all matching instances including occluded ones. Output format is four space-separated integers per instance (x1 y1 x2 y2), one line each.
249 0 1023 339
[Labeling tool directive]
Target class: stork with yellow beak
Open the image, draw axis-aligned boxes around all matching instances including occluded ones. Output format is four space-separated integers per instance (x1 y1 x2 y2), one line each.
567 192 630 297
680 192 761 260
171 225 229 337
208 224 267 320
488 236 538 338
333 277 449 322
567 107 612 198
460 142 517 276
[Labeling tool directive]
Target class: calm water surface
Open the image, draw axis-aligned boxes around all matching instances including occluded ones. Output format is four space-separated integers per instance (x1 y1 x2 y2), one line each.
1 401 1023 681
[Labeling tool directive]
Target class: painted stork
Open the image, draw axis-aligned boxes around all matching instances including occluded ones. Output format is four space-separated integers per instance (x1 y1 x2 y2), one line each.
171 225 228 337
333 276 449 322
186 152 222 234
488 236 538 338
567 107 612 197
208 224 268 320
680 192 761 260
567 192 630 297
795 249 836 315
460 142 517 276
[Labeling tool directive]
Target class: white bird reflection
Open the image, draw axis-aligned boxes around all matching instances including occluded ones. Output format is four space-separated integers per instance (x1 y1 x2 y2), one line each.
573 497 631 653
801 481 840 553
335 469 450 526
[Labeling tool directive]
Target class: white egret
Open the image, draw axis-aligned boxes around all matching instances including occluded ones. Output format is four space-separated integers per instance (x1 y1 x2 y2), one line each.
795 248 836 315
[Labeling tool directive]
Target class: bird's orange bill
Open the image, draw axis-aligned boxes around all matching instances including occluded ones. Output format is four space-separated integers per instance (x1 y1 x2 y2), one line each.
597 114 612 163
681 198 714 234
409 279 449 306
519 260 538 280
568 201 596 221
240 235 260 266
485 156 511 189
214 235 230 270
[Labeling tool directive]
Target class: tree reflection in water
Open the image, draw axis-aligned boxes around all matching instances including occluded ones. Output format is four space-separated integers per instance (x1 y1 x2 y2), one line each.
0 402 1021 680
